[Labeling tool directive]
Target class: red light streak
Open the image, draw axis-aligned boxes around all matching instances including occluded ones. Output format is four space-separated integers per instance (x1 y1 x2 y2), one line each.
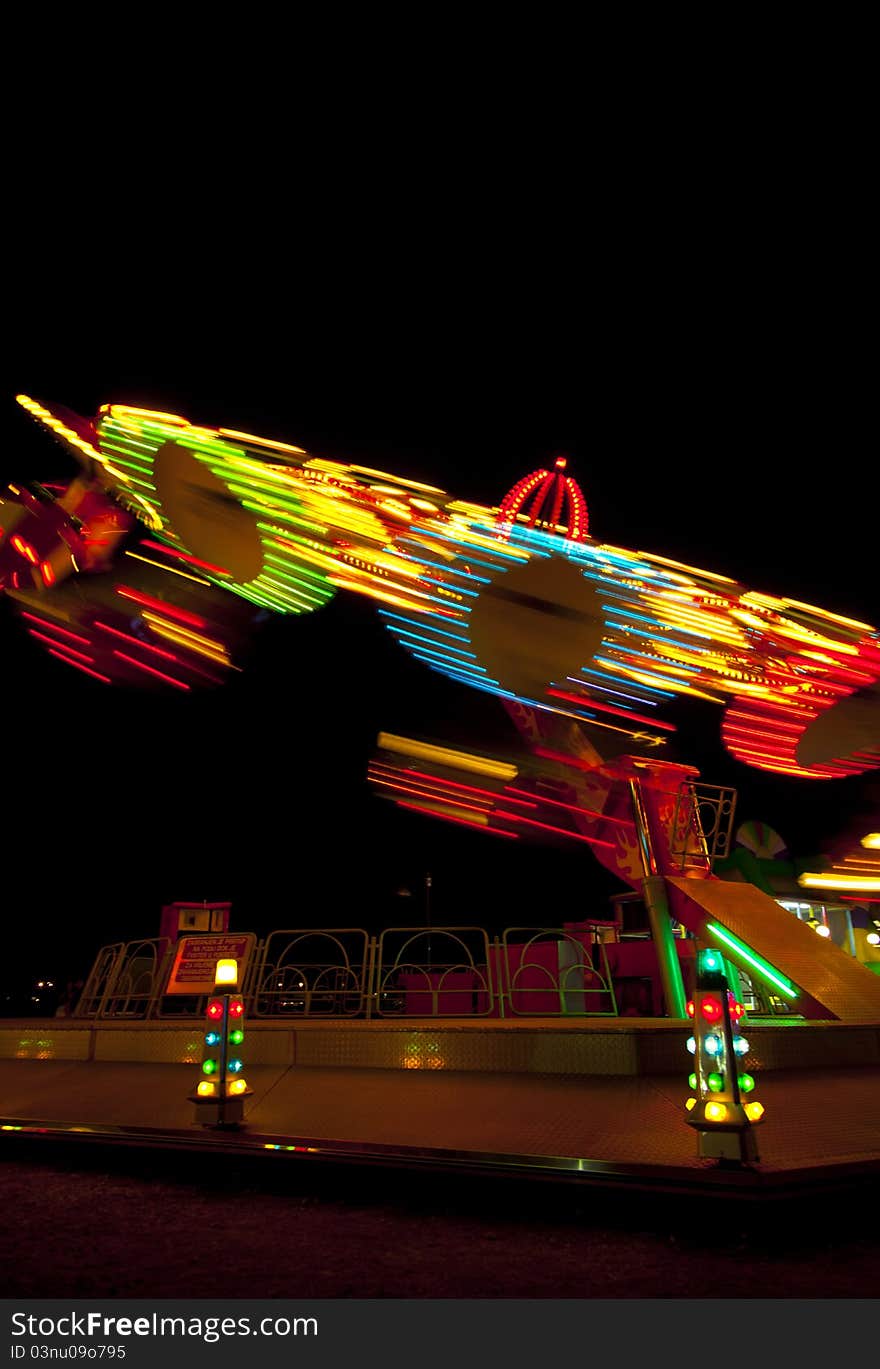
390 764 537 806
397 801 518 837
368 770 493 812
47 650 111 684
533 747 595 772
93 620 183 663
115 586 208 628
494 810 616 849
20 612 91 645
12 536 38 564
139 540 230 576
40 561 56 586
112 651 191 690
504 784 633 826
546 687 676 731
28 631 95 663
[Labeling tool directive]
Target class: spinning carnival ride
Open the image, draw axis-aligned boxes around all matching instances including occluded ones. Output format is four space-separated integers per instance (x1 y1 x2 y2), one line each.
4 394 880 1031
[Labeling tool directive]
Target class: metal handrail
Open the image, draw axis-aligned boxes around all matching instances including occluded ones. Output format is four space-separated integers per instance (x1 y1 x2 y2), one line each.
73 921 625 1021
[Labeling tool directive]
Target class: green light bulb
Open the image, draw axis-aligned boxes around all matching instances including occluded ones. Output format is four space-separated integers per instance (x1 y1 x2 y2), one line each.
707 1072 723 1092
739 1073 755 1093
688 1073 697 1090
202 1059 217 1075
229 1029 244 1045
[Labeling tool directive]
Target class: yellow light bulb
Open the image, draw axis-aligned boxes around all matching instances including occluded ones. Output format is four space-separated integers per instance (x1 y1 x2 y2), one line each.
197 1081 216 1097
745 1101 765 1122
705 1102 728 1123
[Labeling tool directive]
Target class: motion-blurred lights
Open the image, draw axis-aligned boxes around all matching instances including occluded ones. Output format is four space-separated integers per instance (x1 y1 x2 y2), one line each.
862 834 880 850
799 873 880 892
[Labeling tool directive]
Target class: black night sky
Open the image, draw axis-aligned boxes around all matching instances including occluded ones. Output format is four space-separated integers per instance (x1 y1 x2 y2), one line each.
4 259 877 995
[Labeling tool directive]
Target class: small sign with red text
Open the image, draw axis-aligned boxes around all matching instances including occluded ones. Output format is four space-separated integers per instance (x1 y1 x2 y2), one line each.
164 934 256 994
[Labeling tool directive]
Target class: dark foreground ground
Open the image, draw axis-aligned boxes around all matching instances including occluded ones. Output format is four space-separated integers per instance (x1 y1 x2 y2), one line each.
1 1140 878 1298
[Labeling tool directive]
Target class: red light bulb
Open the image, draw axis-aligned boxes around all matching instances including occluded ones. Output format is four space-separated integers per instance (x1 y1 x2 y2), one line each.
700 996 723 1023
229 998 244 1018
207 999 224 1019
686 1000 695 1018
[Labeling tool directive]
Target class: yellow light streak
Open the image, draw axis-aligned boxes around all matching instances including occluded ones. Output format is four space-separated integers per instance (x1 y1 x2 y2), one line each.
640 551 737 584
349 466 446 495
798 873 880 892
146 622 234 666
141 611 229 657
377 733 517 780
108 405 188 425
742 591 787 610
782 599 875 633
396 798 490 825
124 552 211 585
219 428 307 455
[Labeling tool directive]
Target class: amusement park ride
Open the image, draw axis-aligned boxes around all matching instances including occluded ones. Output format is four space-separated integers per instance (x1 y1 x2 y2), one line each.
3 393 880 1162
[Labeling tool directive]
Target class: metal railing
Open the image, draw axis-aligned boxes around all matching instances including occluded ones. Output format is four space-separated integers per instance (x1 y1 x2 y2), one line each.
375 927 493 1017
668 781 737 874
71 922 624 1021
500 928 617 1016
251 930 370 1017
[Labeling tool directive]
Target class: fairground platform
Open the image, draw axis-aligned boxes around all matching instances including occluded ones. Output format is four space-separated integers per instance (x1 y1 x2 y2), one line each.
1 1017 879 1195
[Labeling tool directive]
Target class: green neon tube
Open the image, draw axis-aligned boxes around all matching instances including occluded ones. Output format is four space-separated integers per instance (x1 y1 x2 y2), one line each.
706 923 798 998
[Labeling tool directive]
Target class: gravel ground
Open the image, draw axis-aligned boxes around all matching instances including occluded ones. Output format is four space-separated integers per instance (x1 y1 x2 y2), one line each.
1 1142 878 1299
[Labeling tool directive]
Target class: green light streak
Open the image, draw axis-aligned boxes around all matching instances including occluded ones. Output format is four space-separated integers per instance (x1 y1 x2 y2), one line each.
99 453 157 478
242 499 323 535
115 474 157 491
99 431 158 453
260 573 325 607
175 436 245 459
706 923 798 998
263 554 331 590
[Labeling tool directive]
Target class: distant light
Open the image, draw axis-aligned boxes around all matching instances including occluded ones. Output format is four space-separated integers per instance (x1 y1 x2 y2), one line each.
866 932 880 947
815 924 831 937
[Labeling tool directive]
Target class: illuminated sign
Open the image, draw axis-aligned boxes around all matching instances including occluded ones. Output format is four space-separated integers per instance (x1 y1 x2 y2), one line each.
164 934 255 995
